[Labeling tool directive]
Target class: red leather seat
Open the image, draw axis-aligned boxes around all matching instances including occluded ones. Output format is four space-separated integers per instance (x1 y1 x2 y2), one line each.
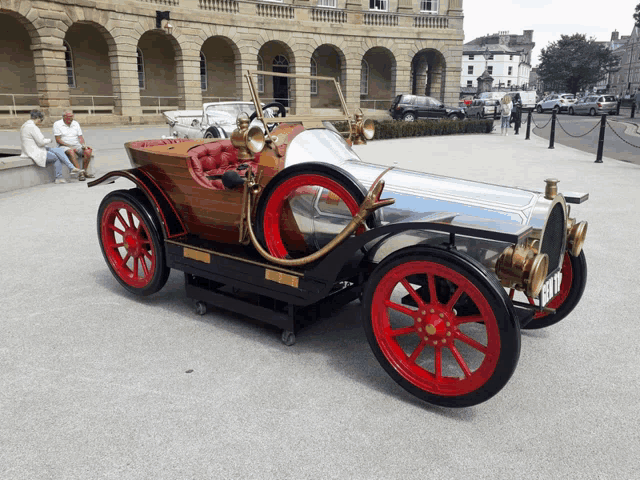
187 140 257 190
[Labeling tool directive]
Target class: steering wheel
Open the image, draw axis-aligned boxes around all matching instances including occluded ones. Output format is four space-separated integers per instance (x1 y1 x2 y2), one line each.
249 102 286 132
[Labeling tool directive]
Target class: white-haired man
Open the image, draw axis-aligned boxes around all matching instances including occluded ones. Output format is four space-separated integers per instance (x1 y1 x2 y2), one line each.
53 110 93 181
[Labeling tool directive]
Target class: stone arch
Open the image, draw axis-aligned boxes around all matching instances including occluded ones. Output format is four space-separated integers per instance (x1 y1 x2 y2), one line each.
256 39 297 108
408 42 460 104
200 35 242 101
0 9 41 109
309 42 347 109
136 28 182 112
358 45 397 111
63 21 118 114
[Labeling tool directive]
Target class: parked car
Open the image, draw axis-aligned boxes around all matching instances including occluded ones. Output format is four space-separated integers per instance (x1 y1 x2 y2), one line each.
511 91 537 109
163 101 285 139
90 71 589 408
465 98 500 119
535 93 576 113
568 95 618 116
390 94 466 121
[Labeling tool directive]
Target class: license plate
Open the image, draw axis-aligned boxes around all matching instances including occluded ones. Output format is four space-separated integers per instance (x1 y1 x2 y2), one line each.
540 271 562 306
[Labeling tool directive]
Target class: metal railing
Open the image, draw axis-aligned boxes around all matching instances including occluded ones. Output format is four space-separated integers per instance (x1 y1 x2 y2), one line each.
202 96 241 103
140 96 182 114
360 99 391 111
69 95 118 115
0 94 40 116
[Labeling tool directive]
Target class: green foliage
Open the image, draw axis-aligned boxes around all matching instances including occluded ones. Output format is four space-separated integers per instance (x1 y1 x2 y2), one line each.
634 3 640 27
538 34 620 94
332 119 493 140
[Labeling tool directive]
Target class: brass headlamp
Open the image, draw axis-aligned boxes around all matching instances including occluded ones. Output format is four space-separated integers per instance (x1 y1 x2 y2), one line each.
495 244 549 297
566 218 588 257
231 112 265 160
349 109 375 145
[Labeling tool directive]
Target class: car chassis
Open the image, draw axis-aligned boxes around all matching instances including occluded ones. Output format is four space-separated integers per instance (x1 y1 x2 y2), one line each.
90 71 589 408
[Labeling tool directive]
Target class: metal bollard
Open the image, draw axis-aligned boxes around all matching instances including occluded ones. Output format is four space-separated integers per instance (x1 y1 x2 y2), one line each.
548 110 556 149
632 102 636 119
595 114 606 163
525 111 532 140
616 100 621 116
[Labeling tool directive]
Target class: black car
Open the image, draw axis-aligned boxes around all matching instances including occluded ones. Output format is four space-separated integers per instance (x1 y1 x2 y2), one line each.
390 94 466 121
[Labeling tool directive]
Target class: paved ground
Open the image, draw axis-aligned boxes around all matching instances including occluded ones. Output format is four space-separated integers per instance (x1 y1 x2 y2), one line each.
1 125 639 479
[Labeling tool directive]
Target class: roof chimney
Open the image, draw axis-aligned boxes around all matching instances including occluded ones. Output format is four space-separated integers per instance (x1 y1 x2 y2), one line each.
611 30 619 41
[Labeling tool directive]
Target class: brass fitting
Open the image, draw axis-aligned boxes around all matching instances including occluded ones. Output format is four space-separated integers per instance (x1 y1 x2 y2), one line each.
495 244 549 297
566 218 588 257
544 178 559 200
231 112 265 160
350 109 375 145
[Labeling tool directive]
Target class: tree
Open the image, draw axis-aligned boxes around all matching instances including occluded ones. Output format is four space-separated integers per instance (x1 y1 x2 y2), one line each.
634 2 640 27
537 34 620 95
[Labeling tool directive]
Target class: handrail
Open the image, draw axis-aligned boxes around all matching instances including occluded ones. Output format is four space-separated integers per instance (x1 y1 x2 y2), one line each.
360 99 391 111
140 95 182 114
0 93 40 117
69 95 118 115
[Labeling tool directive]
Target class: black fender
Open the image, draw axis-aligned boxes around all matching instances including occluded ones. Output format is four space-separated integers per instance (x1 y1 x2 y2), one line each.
88 168 187 239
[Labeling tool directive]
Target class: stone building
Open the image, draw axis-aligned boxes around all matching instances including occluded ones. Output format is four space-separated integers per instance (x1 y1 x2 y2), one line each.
609 26 640 98
0 0 465 127
460 30 534 92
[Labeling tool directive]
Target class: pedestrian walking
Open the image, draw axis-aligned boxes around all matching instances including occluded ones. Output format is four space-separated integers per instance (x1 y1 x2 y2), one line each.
500 94 513 136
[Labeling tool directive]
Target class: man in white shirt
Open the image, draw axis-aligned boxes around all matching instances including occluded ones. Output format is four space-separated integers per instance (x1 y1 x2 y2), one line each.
20 110 82 184
53 110 93 181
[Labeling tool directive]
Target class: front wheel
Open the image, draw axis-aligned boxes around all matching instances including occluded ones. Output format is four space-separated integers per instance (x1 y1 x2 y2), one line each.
552 105 560 114
569 107 574 115
204 128 220 139
362 246 521 408
522 251 587 329
536 105 543 113
97 189 170 296
589 108 596 116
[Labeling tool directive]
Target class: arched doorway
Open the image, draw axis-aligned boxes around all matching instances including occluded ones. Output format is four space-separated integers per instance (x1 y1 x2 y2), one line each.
200 36 239 102
310 44 345 109
137 30 179 113
257 42 295 109
411 49 446 101
272 54 289 107
361 47 396 111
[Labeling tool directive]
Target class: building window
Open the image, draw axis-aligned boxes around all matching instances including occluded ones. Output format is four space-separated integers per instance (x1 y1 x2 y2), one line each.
510 55 513 60
317 0 336 6
507 80 512 86
420 0 438 13
257 55 264 93
468 55 474 60
488 54 494 60
136 48 145 90
468 66 473 75
200 53 207 91
361 59 369 95
310 58 318 95
488 66 493 75
64 41 75 88
467 80 473 87
369 0 388 11
508 66 512 76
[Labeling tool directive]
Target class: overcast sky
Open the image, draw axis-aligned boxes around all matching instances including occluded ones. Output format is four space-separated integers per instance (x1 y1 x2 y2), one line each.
463 0 639 67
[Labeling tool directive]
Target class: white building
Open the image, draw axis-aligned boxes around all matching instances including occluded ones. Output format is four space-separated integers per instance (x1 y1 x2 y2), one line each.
461 31 535 93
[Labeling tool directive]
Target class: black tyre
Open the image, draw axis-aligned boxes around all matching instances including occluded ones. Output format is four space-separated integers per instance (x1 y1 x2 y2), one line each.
204 128 220 139
362 246 521 408
254 163 378 259
523 251 587 329
536 105 543 113
589 108 596 116
97 189 170 296
402 112 416 122
552 105 560 114
569 107 574 115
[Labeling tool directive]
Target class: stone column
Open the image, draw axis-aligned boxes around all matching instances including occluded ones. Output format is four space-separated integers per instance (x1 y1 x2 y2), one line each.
293 59 311 115
395 60 412 98
31 42 70 119
343 58 362 116
176 50 202 111
109 44 142 117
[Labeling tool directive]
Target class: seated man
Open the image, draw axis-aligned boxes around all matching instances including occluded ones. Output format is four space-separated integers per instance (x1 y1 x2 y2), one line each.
53 110 93 181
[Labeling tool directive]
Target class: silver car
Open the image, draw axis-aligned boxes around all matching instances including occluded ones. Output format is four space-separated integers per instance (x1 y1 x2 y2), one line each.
465 98 500 119
535 93 576 113
568 95 618 116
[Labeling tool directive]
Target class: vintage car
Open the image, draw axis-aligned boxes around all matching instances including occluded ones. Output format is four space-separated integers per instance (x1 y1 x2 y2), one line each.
90 71 589 408
163 101 286 139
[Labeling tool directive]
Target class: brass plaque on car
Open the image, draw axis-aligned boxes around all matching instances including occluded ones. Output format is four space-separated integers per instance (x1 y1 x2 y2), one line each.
184 247 210 264
265 269 299 288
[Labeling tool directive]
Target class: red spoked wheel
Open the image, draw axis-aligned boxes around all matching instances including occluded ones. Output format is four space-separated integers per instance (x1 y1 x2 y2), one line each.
519 251 587 329
362 247 520 408
97 190 170 296
255 164 374 259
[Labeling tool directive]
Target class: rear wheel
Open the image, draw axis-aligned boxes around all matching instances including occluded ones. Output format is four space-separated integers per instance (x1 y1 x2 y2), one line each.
536 105 543 113
362 246 520 408
402 112 416 122
569 107 575 115
204 128 220 139
589 108 596 116
97 189 170 296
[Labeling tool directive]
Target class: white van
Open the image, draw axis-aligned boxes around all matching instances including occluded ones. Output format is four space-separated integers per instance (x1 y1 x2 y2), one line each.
511 91 537 109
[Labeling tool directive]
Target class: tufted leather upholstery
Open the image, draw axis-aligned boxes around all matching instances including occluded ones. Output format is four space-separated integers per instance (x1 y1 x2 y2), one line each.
187 140 258 190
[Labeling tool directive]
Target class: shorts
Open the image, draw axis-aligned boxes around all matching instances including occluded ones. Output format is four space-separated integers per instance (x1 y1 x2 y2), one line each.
64 145 86 156
501 115 510 128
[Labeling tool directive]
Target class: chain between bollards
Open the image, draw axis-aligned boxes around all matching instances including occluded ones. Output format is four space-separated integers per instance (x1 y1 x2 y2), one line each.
548 110 557 149
632 102 636 119
525 110 532 140
595 114 607 163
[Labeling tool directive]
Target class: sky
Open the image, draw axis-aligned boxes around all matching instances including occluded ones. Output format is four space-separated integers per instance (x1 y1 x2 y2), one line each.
463 0 639 67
